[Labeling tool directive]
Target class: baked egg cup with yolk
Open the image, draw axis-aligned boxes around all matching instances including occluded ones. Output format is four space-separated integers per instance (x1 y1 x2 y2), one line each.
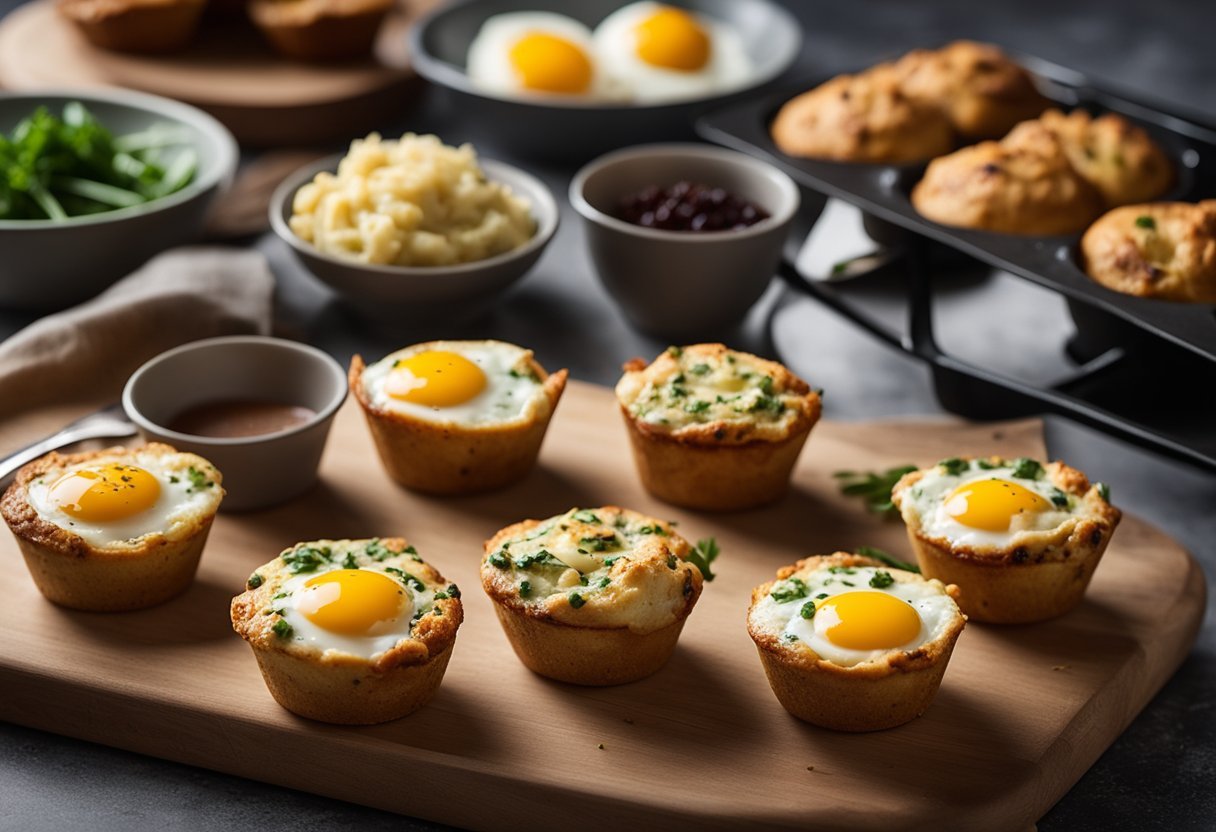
231 537 462 725
892 456 1121 624
0 443 223 612
481 506 704 686
615 344 822 512
350 339 567 496
747 553 966 732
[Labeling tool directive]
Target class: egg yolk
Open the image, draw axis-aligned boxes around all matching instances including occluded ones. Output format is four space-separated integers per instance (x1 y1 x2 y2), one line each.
509 32 594 94
944 479 1052 532
817 591 922 650
297 570 406 636
634 6 711 72
384 350 487 408
49 463 160 523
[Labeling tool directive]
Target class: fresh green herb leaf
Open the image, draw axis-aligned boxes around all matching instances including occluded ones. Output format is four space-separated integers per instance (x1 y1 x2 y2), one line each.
342 552 358 569
282 545 332 574
685 399 711 414
569 592 586 609
579 534 619 552
938 457 969 476
597 577 611 588
758 375 775 395
869 570 895 589
976 458 998 470
855 546 920 573
186 466 213 491
770 577 808 603
835 465 917 517
384 567 425 592
571 510 602 524
690 363 711 376
1097 482 1112 502
667 346 683 358
688 537 720 582
488 551 510 569
799 601 817 619
1050 488 1070 508
272 619 293 638
1010 458 1044 480
246 573 264 589
636 524 669 536
519 580 532 598
364 539 394 561
1134 215 1157 230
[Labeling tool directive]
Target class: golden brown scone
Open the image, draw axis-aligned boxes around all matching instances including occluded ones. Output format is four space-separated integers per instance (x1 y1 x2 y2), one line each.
1081 201 1216 302
893 40 1050 140
1 444 223 611
891 455 1121 623
248 0 393 62
1037 108 1174 206
912 119 1104 234
58 0 205 53
481 507 704 685
351 340 567 496
615 344 822 511
231 538 462 724
746 553 965 732
770 67 955 163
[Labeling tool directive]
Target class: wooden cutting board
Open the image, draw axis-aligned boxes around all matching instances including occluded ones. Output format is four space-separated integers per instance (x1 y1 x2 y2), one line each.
0 0 431 146
0 381 1204 831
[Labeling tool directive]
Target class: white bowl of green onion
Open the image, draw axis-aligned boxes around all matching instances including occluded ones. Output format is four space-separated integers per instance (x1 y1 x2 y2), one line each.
0 88 238 310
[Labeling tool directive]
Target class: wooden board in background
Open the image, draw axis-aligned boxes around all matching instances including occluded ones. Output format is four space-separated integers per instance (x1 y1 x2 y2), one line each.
0 381 1205 831
0 0 433 146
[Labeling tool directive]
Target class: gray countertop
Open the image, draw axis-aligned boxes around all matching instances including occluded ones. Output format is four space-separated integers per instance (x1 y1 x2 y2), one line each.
1 0 1213 829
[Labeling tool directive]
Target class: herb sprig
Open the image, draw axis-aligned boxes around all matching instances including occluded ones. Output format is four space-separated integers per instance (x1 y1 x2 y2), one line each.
834 465 917 517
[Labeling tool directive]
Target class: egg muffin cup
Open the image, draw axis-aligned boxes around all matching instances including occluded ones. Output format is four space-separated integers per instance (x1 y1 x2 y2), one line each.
0 445 223 612
248 0 394 63
351 344 568 496
747 553 966 732
892 457 1121 624
58 0 207 55
231 538 462 725
481 507 704 686
616 344 821 511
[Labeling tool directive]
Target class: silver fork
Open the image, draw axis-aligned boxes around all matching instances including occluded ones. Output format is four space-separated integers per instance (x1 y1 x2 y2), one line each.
0 404 138 485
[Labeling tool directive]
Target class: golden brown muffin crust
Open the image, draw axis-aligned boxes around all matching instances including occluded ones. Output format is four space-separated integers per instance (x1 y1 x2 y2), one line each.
1081 201 1216 302
770 67 956 163
912 119 1104 234
1038 108 1174 206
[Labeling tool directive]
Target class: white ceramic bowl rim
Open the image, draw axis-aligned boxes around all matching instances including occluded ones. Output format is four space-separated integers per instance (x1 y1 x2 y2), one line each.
269 152 559 277
0 87 238 230
409 0 803 111
569 142 800 242
122 336 349 447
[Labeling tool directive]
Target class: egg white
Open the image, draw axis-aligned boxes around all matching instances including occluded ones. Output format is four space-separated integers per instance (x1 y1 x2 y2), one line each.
592 1 753 104
362 340 548 427
466 11 628 101
277 565 438 660
905 463 1077 548
26 448 220 549
749 565 958 667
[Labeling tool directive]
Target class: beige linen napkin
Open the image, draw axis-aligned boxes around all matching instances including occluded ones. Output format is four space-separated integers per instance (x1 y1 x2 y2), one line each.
0 246 274 433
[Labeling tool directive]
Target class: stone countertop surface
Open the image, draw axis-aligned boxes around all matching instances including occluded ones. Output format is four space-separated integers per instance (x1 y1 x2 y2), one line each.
0 0 1212 829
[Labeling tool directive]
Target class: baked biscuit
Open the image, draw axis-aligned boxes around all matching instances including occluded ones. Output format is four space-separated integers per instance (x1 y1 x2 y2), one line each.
894 40 1050 140
770 67 955 163
892 455 1121 623
232 537 462 724
912 120 1104 234
1081 201 1216 302
747 553 965 732
249 0 394 62
1 444 223 611
481 507 705 685
615 344 822 511
1038 108 1174 206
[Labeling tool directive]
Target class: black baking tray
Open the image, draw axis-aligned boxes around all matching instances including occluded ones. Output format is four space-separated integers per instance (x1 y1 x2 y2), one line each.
697 55 1216 472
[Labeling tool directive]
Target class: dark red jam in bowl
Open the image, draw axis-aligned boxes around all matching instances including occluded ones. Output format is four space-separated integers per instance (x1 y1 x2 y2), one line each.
616 181 770 232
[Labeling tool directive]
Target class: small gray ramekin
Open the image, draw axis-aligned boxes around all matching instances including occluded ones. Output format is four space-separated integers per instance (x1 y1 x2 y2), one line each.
122 336 348 511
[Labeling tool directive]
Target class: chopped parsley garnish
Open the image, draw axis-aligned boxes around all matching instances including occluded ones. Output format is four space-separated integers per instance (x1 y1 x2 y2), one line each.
246 572 264 589
364 539 394 561
519 580 532 598
514 550 563 570
569 592 586 609
685 399 710 414
342 552 358 569
433 585 460 600
282 545 332 574
272 619 293 638
404 544 422 562
976 458 998 470
186 466 213 492
688 537 720 582
770 577 808 603
834 464 917 517
758 375 775 395
579 534 620 552
1134 215 1157 230
938 457 969 476
488 551 510 569
799 601 817 619
571 510 602 524
597 577 611 588
747 393 784 414
385 567 425 592
869 570 895 589
690 363 711 376
783 633 799 643
168 475 179 484
1096 482 1112 502
603 555 621 567
855 546 920 573
1049 488 1070 508
667 346 683 358
508 367 540 381
636 524 669 536
828 566 856 574
666 555 678 570
1010 458 1044 480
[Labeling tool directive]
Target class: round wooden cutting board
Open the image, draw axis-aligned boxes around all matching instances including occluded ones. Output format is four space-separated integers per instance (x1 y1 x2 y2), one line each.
0 0 431 146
